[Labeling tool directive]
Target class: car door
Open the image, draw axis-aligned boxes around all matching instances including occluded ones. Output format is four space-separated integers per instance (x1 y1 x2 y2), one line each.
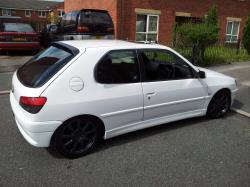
95 49 144 131
138 49 207 120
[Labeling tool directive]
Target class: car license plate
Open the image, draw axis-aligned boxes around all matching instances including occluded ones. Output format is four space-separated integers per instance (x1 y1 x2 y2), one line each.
14 38 26 41
95 36 103 39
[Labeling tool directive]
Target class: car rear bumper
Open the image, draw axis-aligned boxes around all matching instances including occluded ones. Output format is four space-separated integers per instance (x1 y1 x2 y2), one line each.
10 92 62 147
0 42 40 51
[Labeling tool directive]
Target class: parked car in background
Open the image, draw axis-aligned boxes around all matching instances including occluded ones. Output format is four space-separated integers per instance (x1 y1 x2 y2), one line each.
40 9 114 47
10 40 238 158
0 16 40 53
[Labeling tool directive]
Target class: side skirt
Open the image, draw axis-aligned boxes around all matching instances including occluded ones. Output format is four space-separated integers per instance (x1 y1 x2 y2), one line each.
104 109 206 139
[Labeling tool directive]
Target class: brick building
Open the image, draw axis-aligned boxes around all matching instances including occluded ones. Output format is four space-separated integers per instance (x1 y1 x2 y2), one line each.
0 0 64 32
65 0 250 45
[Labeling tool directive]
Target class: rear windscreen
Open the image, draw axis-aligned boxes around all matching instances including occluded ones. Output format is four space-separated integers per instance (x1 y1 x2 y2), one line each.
3 23 34 32
17 45 75 88
80 11 113 27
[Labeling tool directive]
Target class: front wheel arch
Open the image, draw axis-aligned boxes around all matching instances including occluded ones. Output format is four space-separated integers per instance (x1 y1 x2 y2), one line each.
207 88 231 118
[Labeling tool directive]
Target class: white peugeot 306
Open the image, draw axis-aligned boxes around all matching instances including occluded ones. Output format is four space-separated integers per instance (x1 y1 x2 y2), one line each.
10 40 238 158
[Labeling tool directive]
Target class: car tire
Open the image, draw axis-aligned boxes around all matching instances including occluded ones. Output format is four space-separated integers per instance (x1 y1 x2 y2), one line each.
207 90 231 118
51 116 102 158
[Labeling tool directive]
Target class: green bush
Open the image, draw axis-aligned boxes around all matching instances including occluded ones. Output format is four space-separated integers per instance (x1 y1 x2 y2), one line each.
205 5 218 27
175 5 219 65
243 12 250 54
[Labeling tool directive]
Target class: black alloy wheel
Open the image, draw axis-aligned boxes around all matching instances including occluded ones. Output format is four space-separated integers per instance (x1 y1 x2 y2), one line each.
207 90 231 118
52 117 101 158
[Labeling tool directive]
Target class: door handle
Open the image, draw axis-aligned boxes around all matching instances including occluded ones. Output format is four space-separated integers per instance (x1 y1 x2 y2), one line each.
146 92 156 100
146 92 156 96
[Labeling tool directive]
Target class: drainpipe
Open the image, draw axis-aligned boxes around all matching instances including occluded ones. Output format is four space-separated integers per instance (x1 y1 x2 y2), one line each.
118 0 124 40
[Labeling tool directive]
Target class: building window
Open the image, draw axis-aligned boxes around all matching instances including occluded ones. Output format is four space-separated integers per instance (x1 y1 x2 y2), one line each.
226 21 240 43
38 11 47 17
58 9 64 17
136 14 159 42
25 10 31 17
2 8 11 16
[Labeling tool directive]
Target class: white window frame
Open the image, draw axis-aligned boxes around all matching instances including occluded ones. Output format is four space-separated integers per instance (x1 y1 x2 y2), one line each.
225 21 240 43
2 8 11 16
25 10 31 17
38 10 47 18
58 9 64 17
136 14 159 42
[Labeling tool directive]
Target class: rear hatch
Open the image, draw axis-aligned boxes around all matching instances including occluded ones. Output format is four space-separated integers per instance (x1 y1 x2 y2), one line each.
0 23 38 42
78 10 114 35
12 42 80 113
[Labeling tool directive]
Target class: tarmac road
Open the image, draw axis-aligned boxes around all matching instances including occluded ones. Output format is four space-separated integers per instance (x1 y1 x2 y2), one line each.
0 60 249 186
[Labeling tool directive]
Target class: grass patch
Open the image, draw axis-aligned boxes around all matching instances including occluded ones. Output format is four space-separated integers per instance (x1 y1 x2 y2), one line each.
175 46 250 66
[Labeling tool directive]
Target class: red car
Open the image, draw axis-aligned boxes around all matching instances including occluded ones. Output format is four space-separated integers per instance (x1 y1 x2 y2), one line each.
0 17 40 52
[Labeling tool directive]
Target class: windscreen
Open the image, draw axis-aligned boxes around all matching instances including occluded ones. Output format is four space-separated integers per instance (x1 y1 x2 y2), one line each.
3 23 34 32
17 45 74 88
80 11 113 27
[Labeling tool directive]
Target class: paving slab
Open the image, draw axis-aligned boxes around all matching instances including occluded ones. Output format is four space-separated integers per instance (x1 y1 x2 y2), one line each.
0 72 13 92
0 55 32 73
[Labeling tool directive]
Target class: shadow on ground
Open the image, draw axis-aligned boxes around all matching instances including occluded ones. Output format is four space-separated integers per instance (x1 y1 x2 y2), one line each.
47 111 237 159
232 99 244 110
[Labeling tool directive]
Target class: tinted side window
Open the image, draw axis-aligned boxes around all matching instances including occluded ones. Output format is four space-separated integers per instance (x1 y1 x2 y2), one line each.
96 50 139 84
61 14 67 27
62 12 78 27
70 11 78 25
140 49 194 81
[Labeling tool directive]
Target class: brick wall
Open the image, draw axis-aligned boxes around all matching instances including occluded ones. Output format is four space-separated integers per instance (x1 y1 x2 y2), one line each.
164 0 250 43
64 0 250 45
118 0 175 45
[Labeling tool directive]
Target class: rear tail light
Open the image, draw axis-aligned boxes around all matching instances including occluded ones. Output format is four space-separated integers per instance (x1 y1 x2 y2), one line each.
77 26 89 33
106 27 114 33
19 96 47 114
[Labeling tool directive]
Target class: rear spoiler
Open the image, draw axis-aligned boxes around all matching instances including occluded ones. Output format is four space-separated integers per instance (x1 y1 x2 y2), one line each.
80 9 108 13
52 42 80 56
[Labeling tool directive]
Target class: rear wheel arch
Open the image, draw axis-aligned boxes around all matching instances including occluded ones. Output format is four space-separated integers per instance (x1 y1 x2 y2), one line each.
49 114 106 158
51 114 106 142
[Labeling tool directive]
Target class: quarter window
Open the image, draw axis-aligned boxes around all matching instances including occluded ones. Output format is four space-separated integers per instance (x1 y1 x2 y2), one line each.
136 14 158 42
225 21 240 43
139 49 194 81
2 9 11 16
96 50 140 84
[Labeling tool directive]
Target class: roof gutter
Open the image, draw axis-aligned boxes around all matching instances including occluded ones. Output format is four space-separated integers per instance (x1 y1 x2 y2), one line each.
0 7 55 11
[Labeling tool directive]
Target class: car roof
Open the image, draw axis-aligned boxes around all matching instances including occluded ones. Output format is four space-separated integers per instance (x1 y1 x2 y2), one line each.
60 40 168 51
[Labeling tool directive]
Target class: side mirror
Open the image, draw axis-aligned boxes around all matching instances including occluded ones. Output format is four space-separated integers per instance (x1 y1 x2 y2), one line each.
198 71 206 79
50 25 58 33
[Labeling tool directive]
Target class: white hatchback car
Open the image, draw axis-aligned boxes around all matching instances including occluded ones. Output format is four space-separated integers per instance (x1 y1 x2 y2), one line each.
10 40 238 158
